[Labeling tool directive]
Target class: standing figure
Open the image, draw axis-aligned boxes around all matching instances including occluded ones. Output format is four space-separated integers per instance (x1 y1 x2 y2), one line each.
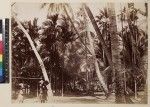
17 83 25 103
38 80 48 103
41 81 48 103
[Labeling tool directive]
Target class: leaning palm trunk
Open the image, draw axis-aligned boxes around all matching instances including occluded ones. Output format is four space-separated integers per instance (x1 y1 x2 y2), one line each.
83 4 114 95
64 4 109 95
107 3 126 103
87 29 109 95
83 4 112 68
14 16 53 97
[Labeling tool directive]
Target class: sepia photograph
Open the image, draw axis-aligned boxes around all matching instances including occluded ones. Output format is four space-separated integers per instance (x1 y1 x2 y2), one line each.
11 2 148 104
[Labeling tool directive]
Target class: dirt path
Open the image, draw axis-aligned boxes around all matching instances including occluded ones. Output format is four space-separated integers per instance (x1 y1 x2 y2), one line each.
12 93 115 104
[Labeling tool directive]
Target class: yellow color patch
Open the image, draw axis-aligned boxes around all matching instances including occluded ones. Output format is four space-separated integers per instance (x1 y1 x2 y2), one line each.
0 54 2 62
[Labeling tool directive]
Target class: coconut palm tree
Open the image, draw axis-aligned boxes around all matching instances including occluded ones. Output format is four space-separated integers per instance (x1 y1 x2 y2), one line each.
12 16 53 97
118 3 148 103
82 3 114 96
41 3 93 55
107 3 126 103
41 3 111 95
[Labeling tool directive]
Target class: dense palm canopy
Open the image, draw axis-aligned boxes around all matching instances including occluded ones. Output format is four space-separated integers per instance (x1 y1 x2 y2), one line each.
11 3 148 103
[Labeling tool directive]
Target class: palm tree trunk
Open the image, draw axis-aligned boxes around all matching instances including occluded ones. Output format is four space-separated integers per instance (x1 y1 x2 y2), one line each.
83 4 112 68
64 4 109 95
61 70 64 97
83 3 115 95
142 3 148 103
134 78 137 99
87 28 109 95
107 3 126 103
14 16 53 97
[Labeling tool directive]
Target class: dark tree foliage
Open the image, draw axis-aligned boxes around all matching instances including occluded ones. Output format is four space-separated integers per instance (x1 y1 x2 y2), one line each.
12 14 79 95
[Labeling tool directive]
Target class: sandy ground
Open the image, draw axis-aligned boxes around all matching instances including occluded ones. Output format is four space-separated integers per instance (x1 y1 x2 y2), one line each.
12 91 146 104
12 93 115 104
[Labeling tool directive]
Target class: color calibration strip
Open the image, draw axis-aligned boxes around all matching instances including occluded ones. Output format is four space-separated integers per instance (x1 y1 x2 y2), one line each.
0 19 9 83
0 20 3 82
4 19 9 83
